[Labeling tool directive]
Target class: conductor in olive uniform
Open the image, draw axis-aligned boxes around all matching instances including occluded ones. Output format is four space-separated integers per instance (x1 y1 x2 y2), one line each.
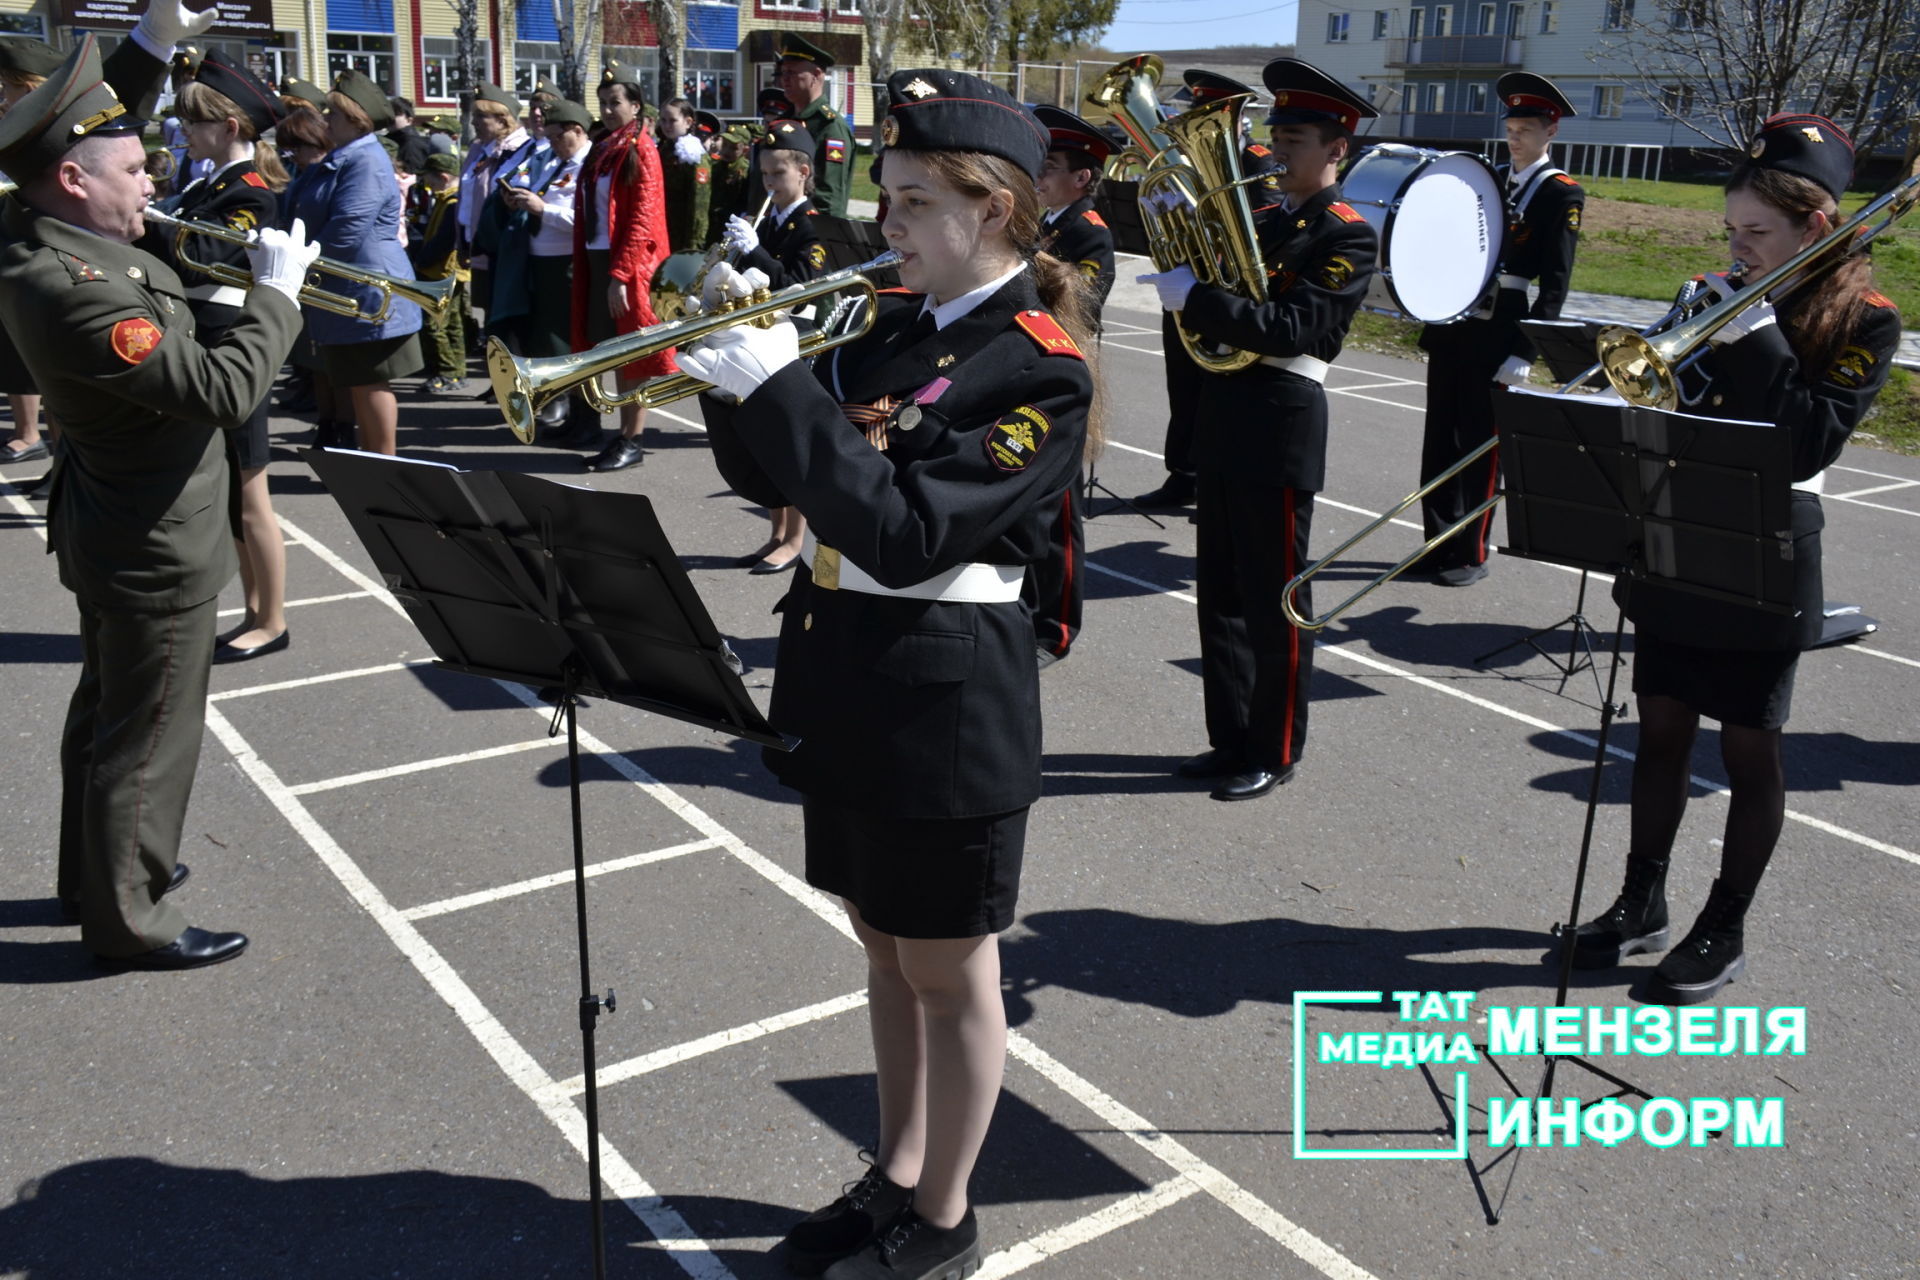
1137 69 1288 509
1415 72 1583 586
0 37 316 968
772 33 856 217
1140 57 1378 801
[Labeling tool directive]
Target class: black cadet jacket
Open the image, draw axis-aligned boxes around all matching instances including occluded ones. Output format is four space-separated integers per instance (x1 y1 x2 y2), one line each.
705 271 1092 819
139 158 280 330
737 198 827 292
1614 282 1903 651
1179 183 1378 491
1038 195 1115 309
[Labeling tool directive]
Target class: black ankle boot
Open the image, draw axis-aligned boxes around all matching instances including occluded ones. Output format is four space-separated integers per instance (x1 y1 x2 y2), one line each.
1570 852 1670 969
1648 879 1753 1006
782 1150 914 1276
823 1206 980 1280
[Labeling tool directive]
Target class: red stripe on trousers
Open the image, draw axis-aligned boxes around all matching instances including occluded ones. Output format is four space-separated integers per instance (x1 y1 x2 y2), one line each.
1053 489 1075 653
1474 441 1501 563
1280 488 1298 767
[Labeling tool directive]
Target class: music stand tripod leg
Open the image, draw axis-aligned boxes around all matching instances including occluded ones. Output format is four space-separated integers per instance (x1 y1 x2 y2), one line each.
1082 458 1166 528
1472 569 1608 705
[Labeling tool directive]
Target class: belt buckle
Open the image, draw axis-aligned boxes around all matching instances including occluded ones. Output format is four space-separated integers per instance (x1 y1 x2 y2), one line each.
813 544 841 590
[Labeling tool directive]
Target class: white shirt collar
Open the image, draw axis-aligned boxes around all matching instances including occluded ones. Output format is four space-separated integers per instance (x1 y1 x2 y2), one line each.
919 261 1028 331
771 195 809 227
207 147 256 185
1509 151 1552 189
1043 205 1068 225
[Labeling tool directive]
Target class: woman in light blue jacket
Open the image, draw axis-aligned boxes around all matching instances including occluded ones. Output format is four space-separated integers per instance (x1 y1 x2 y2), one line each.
291 70 423 454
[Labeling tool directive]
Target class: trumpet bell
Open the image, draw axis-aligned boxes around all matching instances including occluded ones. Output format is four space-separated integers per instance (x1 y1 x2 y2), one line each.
651 250 717 324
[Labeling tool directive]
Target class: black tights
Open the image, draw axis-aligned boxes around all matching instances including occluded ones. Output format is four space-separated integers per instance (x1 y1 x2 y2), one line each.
1630 694 1786 897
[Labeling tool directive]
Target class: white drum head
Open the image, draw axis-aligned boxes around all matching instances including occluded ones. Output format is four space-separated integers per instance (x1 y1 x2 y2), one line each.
1381 153 1502 322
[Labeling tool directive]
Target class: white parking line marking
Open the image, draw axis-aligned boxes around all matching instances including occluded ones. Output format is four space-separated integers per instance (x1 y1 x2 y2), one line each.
1851 646 1920 670
1824 492 1920 517
401 838 723 923
975 1178 1204 1279
210 659 433 701
565 990 871 1095
1825 480 1919 500
286 736 558 796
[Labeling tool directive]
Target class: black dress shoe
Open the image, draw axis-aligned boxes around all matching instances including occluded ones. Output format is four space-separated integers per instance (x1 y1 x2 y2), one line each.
1035 645 1066 670
1175 748 1246 779
4 439 49 464
585 437 644 471
749 555 798 575
62 862 190 925
216 617 254 646
1211 766 1295 801
1136 474 1196 507
1436 562 1489 587
100 925 248 970
213 630 290 664
550 421 605 450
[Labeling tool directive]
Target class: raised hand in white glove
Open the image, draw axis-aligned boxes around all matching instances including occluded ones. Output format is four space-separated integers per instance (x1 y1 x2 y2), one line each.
247 218 322 306
698 261 776 312
673 134 707 166
1138 265 1198 312
1493 355 1533 386
678 318 801 401
133 0 218 56
723 213 760 256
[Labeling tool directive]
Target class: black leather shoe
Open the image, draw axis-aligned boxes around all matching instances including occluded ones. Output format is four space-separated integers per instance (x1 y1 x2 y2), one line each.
585 437 644 472
1136 474 1196 507
1035 645 1065 670
1211 766 1295 801
213 630 290 664
101 925 248 970
3 439 49 464
1176 748 1246 779
62 862 190 924
750 555 798 575
216 617 254 646
1436 562 1489 587
822 1206 979 1280
782 1150 914 1276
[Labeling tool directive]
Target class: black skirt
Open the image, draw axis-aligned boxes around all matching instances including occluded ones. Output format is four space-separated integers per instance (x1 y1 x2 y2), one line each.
802 798 1029 940
1632 631 1799 730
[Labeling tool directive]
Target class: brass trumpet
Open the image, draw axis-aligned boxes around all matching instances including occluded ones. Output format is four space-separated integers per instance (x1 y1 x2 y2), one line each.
489 250 904 443
141 207 457 323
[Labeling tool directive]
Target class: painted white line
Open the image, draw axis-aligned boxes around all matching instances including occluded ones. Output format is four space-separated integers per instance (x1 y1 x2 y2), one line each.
202 703 735 1280
1102 340 1166 359
1329 379 1427 393
1850 645 1920 671
277 514 408 618
3 484 47 540
565 989 871 1095
975 1178 1203 1279
1829 462 1920 482
401 838 722 922
210 659 432 702
1825 480 1919 500
216 589 371 617
1327 388 1422 412
1824 493 1920 518
1105 439 1168 460
1007 1033 1379 1280
286 736 557 796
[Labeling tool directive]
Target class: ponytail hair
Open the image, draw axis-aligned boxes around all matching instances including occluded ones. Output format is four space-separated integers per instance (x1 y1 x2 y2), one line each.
895 148 1107 460
1724 162 1870 379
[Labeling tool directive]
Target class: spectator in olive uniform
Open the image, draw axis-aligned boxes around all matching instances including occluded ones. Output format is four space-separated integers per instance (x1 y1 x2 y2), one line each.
706 122 756 247
771 33 855 217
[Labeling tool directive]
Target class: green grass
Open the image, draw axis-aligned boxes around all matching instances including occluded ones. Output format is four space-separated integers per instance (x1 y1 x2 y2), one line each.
1856 366 1920 455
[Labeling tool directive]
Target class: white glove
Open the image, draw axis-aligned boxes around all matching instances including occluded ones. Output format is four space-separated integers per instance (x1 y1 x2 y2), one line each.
674 134 706 165
723 213 760 256
133 0 218 56
1138 265 1198 312
678 317 801 401
1493 355 1533 386
700 261 772 312
247 217 322 306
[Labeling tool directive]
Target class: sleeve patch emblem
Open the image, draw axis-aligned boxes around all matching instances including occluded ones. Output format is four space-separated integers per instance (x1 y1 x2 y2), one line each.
228 208 259 233
808 243 827 269
1826 344 1875 389
1317 255 1356 289
241 171 268 188
1083 208 1107 228
1077 258 1101 280
110 317 164 365
1012 309 1084 361
1327 202 1364 223
984 405 1053 472
1566 205 1582 230
695 166 709 184
824 137 848 164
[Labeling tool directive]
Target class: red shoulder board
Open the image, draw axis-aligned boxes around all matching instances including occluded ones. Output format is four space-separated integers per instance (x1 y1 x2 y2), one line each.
1865 290 1897 309
1248 143 1272 157
1082 208 1107 228
1327 202 1364 223
1553 173 1579 186
110 317 164 365
1014 309 1084 361
241 171 268 188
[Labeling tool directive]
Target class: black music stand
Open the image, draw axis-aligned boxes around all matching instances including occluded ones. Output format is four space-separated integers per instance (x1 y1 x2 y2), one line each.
1095 179 1151 257
306 448 787 1279
1470 319 1618 701
1472 389 1794 1225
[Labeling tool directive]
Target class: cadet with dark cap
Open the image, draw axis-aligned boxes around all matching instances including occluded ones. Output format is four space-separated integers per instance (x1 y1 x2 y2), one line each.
771 31 856 216
1140 55 1378 802
1414 69 1584 587
1573 112 1900 1008
679 65 1091 1280
1136 67 1288 510
0 34 319 969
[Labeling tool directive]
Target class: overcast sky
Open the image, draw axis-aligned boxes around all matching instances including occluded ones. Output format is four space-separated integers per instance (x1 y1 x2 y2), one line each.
1097 0 1301 54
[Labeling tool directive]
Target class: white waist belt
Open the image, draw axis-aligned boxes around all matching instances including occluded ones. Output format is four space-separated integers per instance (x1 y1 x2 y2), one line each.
803 532 1024 603
1792 472 1826 495
1496 273 1530 291
186 283 247 307
1256 354 1330 383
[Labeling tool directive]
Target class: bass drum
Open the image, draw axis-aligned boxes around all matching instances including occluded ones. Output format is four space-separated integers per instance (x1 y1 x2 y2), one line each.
1341 144 1502 324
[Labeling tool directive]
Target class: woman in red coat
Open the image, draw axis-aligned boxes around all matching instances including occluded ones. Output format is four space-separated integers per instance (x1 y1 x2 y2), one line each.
571 64 676 472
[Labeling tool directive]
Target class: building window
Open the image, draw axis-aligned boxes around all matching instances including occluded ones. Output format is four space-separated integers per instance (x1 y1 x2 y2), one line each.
1409 8 1426 37
1327 12 1351 41
1477 3 1496 32
327 33 396 90
1374 9 1392 37
679 49 738 111
1603 0 1634 28
1467 82 1488 112
1434 5 1453 35
1593 84 1625 117
0 12 47 36
1425 82 1446 111
514 41 564 96
1668 0 1704 27
1659 83 1694 116
420 36 494 103
1506 3 1524 33
1538 0 1556 31
247 41 302 88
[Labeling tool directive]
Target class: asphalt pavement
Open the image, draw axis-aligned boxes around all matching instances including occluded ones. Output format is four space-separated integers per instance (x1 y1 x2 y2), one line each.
2 307 1916 1280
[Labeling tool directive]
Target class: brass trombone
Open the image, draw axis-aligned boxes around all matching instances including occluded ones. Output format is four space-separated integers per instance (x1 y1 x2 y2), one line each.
488 250 903 443
1280 168 1920 632
141 207 457 323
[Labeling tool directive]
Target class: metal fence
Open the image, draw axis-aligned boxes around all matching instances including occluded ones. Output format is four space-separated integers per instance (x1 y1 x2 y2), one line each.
1483 137 1665 182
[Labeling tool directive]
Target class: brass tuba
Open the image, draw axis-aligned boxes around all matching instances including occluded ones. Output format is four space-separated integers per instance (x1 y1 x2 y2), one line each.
1083 54 1274 374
